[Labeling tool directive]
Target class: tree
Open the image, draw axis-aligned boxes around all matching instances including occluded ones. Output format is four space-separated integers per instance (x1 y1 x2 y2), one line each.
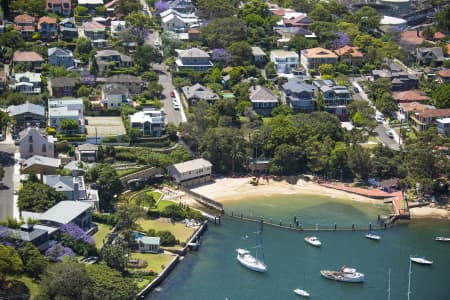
101 238 128 272
347 100 376 131
436 6 450 33
156 230 177 246
0 31 25 51
227 41 253 66
9 0 45 16
19 243 49 279
125 12 154 44
77 85 92 98
161 31 182 56
288 35 319 52
347 145 372 182
115 205 145 230
0 245 23 285
201 17 247 48
352 6 381 33
18 181 67 212
86 164 123 211
309 3 332 22
38 259 91 300
161 204 185 221
115 0 142 16
144 81 164 99
197 0 237 19
271 104 292 116
60 119 80 133
264 62 277 79
85 264 138 300
432 84 450 108
74 37 93 64
134 45 162 71
154 1 170 15
270 144 304 175
318 64 334 76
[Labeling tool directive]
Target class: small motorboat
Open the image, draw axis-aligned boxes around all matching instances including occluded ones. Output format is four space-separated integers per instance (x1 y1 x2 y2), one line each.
410 256 433 265
435 236 450 242
365 232 381 241
304 236 321 247
320 266 365 283
294 289 310 297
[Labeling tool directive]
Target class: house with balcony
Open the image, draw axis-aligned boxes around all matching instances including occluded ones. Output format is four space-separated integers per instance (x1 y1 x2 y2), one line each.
410 109 450 132
7 102 46 131
372 69 419 91
101 84 130 109
14 14 35 40
38 16 58 40
167 158 212 187
283 14 313 29
175 48 213 71
18 127 56 159
161 9 200 33
313 80 352 118
301 47 338 72
181 83 219 106
106 74 143 94
334 46 364 66
282 77 315 112
270 49 299 74
48 77 78 97
10 72 42 94
13 51 44 72
437 118 450 137
129 108 165 137
275 27 316 44
75 143 99 162
46 0 72 16
94 49 132 75
48 47 74 68
48 98 85 133
249 85 278 115
59 18 78 41
83 21 106 40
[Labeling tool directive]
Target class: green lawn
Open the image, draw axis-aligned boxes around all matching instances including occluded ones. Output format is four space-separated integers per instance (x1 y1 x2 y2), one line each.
116 166 145 177
93 223 113 249
152 199 172 211
7 275 39 299
136 218 196 243
128 252 175 273
129 190 163 207
134 275 157 290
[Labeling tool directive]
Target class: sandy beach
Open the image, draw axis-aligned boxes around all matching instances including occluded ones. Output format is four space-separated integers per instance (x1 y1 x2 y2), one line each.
190 177 380 204
410 206 450 220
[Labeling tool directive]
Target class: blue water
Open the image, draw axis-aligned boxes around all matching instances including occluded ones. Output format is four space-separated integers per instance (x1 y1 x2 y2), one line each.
147 195 450 300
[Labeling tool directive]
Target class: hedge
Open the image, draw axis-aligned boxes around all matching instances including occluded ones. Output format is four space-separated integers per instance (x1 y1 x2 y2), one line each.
56 134 87 142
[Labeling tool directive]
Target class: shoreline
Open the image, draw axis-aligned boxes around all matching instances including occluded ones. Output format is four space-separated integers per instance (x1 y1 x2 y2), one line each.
190 177 450 220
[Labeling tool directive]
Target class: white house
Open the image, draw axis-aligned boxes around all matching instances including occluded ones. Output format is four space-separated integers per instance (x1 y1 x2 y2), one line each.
167 158 212 187
101 83 130 109
110 20 128 38
19 127 56 159
161 9 200 33
48 98 84 133
10 72 42 94
129 108 165 137
270 49 299 74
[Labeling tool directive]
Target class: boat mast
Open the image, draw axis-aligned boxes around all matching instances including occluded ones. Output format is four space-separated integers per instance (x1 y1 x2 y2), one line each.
407 258 412 300
387 268 391 300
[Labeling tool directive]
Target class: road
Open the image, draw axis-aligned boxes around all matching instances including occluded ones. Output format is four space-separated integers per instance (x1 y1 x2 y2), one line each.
351 78 402 150
0 135 16 221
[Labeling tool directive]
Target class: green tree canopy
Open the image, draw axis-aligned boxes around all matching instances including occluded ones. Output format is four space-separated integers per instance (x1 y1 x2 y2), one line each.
133 44 162 71
201 17 247 48
197 0 238 19
86 164 123 211
0 245 23 284
18 181 67 212
432 84 450 108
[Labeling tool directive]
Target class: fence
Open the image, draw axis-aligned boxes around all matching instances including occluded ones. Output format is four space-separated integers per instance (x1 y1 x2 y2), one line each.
181 187 224 213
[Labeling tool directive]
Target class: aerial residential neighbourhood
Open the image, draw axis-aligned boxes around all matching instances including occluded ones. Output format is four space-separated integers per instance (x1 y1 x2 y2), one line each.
0 0 450 299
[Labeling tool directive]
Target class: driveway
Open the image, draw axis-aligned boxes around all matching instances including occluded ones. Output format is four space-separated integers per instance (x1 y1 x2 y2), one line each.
374 124 400 151
0 137 16 221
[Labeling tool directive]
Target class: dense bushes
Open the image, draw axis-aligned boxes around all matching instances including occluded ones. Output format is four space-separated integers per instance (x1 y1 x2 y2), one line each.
92 213 117 225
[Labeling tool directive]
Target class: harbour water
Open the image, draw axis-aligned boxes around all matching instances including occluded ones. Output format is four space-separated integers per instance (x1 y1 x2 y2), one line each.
148 195 450 300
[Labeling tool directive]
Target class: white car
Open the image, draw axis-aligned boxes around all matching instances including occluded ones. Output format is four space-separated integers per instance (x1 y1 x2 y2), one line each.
154 40 160 47
376 116 384 124
385 130 394 138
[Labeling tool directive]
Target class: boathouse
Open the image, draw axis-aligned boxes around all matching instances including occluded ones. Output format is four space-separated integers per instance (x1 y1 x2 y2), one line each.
167 158 212 187
138 236 160 253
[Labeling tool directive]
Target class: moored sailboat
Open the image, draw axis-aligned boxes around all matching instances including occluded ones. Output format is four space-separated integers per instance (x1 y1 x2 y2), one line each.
236 230 267 273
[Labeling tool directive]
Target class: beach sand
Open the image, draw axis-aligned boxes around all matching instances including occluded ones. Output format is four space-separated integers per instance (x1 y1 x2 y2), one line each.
190 177 379 204
410 206 450 220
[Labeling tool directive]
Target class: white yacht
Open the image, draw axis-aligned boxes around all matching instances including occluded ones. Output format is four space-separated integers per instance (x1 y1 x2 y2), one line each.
320 266 365 283
410 256 433 265
236 248 267 272
435 236 450 242
293 289 310 297
304 236 321 247
365 232 381 241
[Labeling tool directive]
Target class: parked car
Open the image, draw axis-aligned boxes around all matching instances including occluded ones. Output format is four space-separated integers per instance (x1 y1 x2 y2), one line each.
353 86 359 93
385 130 394 138
170 91 175 97
376 116 384 124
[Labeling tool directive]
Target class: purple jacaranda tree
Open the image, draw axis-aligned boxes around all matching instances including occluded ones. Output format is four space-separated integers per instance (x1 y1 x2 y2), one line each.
60 223 95 245
211 48 231 67
331 32 350 49
155 1 170 15
45 244 75 262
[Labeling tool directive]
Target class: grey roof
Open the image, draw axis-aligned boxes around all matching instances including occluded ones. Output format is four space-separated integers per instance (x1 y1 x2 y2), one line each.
1 227 48 243
77 143 99 151
179 48 210 58
251 47 266 56
140 236 160 245
95 50 132 62
39 201 91 225
170 158 212 173
249 86 278 102
23 155 60 169
43 175 74 192
277 27 312 36
417 47 444 61
181 83 219 101
106 74 143 84
7 101 45 117
50 77 78 87
102 83 128 95
48 47 73 57
282 78 313 93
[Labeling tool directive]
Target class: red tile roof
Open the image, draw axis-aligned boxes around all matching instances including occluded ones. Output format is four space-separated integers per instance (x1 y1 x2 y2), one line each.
14 14 34 23
399 102 430 112
393 90 430 103
334 46 364 58
38 16 57 25
83 21 105 31
433 32 446 40
415 108 450 119
438 69 450 78
284 15 313 27
13 51 44 62
399 30 424 46
302 47 337 58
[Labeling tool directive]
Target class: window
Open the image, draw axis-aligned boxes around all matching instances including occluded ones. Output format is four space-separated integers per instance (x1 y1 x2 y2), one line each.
29 144 33 153
42 144 46 152
29 135 33 142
